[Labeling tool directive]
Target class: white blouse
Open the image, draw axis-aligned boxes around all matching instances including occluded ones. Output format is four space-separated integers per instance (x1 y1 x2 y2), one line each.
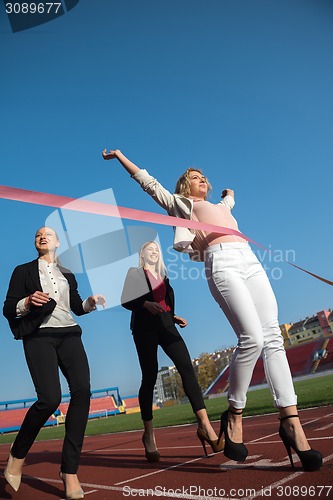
16 259 94 328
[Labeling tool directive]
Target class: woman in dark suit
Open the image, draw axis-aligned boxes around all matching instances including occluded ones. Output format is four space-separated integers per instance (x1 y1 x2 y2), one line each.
121 241 223 461
3 227 106 499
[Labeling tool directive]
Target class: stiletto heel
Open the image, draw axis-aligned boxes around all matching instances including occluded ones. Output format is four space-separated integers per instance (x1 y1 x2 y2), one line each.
4 445 23 492
59 471 84 499
218 409 248 462
279 415 322 472
197 428 224 456
142 434 160 462
280 432 294 468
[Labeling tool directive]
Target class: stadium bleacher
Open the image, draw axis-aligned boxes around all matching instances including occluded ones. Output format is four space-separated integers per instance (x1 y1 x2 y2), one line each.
314 338 333 373
249 358 266 386
88 395 121 419
122 395 159 414
204 366 230 396
0 386 125 434
0 407 56 434
285 339 324 376
122 395 140 414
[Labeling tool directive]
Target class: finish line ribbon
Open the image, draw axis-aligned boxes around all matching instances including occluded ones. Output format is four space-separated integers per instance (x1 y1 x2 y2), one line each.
0 185 260 244
0 184 332 286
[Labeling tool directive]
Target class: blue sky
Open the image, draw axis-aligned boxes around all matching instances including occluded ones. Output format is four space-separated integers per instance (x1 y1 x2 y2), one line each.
0 0 332 404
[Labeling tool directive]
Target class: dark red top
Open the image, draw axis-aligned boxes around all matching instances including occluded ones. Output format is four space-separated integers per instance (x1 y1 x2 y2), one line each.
144 269 171 312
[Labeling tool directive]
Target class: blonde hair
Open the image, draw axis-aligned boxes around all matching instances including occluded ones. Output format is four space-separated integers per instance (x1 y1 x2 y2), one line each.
174 167 212 199
139 241 167 278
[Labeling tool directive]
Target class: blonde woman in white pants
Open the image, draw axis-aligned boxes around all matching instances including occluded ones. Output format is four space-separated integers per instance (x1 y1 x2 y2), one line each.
102 148 322 471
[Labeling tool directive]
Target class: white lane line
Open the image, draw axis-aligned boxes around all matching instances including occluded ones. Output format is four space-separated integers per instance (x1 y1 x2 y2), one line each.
114 455 210 485
32 477 229 498
249 432 279 443
249 436 333 444
248 413 333 444
84 445 209 453
316 423 333 431
242 452 333 500
0 435 330 459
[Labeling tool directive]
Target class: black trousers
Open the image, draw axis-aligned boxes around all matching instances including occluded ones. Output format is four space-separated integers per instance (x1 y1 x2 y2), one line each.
12 327 90 474
133 312 205 421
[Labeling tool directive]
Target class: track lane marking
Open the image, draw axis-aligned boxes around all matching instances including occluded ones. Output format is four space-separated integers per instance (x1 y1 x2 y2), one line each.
243 452 333 499
114 455 211 485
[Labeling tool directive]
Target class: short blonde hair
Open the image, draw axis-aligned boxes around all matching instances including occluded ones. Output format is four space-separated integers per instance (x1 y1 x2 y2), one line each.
174 168 211 199
139 241 167 277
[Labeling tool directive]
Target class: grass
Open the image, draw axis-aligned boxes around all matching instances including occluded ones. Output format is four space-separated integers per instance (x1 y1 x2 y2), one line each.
0 373 332 445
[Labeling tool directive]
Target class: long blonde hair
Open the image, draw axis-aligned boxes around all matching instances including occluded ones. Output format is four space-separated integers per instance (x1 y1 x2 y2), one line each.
139 241 167 278
174 167 212 199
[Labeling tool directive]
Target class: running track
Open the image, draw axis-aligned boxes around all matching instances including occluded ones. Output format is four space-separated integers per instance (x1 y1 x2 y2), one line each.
1 406 332 500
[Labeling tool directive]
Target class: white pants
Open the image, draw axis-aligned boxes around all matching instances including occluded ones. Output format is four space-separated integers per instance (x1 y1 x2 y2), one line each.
204 242 297 409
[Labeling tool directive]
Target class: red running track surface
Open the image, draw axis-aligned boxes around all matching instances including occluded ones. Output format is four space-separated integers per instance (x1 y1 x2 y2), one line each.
1 406 332 500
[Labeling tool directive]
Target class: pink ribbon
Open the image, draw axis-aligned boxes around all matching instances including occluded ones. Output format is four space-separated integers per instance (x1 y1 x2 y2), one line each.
0 184 332 286
0 185 259 244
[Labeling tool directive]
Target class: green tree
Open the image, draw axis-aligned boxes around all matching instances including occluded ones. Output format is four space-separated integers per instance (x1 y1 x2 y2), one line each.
163 371 184 401
196 353 220 391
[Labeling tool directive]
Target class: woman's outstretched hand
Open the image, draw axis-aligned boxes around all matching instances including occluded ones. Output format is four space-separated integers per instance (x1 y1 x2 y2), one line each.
173 315 188 328
102 149 140 175
102 149 119 160
221 188 234 199
88 294 107 309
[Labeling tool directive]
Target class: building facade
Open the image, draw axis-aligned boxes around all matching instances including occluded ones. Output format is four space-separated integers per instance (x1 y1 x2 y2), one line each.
282 310 333 347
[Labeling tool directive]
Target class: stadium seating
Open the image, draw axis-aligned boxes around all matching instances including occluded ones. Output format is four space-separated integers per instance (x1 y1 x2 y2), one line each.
315 338 333 372
122 395 159 414
88 395 120 418
249 358 266 386
285 339 324 376
204 366 230 396
0 407 55 434
0 387 125 434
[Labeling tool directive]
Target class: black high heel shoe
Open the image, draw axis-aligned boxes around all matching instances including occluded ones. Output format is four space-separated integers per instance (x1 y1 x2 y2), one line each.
218 408 248 462
142 434 160 463
197 428 224 456
279 415 322 472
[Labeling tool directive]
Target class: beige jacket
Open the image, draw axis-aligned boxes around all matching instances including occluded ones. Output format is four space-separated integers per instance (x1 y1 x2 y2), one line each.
132 169 235 260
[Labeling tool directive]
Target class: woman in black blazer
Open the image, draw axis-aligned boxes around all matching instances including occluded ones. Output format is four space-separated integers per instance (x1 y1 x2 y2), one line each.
3 227 106 499
121 241 223 461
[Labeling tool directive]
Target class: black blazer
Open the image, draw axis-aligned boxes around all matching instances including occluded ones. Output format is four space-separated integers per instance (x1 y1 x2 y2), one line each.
3 259 87 340
121 267 175 332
